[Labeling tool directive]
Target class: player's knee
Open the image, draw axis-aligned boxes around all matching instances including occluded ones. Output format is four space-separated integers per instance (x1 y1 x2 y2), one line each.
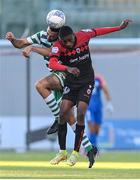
35 81 42 92
35 80 48 92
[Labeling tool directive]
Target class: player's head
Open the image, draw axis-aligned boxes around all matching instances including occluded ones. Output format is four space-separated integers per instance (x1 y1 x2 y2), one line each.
59 26 75 49
46 26 60 42
46 10 66 42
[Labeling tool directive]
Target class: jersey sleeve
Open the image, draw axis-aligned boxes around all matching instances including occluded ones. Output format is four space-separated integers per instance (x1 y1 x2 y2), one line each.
49 42 61 58
80 29 97 40
49 42 67 71
95 26 121 36
80 26 121 41
26 31 44 44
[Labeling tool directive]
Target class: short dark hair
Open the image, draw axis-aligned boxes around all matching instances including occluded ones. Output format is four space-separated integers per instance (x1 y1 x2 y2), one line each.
49 27 60 32
59 26 73 39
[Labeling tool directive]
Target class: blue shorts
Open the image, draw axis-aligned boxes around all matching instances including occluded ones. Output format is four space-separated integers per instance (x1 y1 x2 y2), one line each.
85 107 103 125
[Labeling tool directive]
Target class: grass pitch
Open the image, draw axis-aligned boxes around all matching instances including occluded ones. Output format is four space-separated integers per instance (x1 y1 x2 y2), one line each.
0 150 140 179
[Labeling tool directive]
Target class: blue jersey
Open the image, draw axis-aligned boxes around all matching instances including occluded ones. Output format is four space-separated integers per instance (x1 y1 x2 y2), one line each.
88 75 105 111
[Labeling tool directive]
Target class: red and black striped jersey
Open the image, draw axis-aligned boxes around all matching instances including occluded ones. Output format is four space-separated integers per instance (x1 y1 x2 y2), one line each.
50 29 96 86
49 26 121 87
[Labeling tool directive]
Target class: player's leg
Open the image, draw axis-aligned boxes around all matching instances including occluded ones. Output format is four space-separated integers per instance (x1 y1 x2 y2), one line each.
67 101 87 166
69 83 96 168
35 73 63 134
68 108 95 156
88 122 100 146
85 108 100 162
47 71 66 134
50 99 74 165
87 109 102 147
67 83 94 167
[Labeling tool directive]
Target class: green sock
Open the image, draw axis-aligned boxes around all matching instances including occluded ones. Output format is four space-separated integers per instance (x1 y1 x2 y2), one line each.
82 132 93 153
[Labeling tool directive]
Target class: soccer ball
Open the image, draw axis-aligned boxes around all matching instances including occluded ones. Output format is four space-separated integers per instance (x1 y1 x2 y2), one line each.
46 10 66 29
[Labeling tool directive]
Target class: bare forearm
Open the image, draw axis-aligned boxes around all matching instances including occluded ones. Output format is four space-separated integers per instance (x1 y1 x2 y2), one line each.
103 86 111 101
31 46 51 56
11 39 30 48
6 32 31 48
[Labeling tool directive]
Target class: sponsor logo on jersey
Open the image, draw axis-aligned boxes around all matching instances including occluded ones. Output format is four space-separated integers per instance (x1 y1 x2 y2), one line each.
76 48 80 53
52 47 59 54
81 29 93 32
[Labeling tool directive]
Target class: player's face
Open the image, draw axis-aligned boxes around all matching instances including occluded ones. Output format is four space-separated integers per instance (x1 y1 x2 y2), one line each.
61 34 75 49
47 28 58 42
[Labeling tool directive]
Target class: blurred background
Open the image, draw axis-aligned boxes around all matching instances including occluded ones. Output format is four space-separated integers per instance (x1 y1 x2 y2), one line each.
0 0 140 152
0 0 140 37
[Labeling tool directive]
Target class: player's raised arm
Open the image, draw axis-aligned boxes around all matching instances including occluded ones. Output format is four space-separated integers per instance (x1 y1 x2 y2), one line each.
94 19 132 36
6 32 31 48
79 19 131 40
22 46 51 58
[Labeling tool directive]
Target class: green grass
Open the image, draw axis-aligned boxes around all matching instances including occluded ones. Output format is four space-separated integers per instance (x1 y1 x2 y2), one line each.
0 150 140 179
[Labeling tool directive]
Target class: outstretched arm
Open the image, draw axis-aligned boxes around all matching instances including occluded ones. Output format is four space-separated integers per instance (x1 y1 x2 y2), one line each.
95 19 132 36
102 83 111 102
22 46 51 58
6 32 31 48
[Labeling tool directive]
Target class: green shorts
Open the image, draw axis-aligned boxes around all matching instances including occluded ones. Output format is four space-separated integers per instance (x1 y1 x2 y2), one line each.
52 71 66 104
52 71 66 88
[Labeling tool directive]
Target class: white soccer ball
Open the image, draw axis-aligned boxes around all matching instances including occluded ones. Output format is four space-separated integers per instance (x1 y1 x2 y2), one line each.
46 10 66 29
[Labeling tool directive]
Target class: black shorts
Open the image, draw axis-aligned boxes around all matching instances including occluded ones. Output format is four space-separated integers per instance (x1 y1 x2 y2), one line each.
62 82 94 105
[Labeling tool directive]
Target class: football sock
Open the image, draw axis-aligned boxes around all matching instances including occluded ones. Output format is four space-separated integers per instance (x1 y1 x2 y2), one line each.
58 123 67 150
74 124 85 152
44 93 60 120
70 123 93 152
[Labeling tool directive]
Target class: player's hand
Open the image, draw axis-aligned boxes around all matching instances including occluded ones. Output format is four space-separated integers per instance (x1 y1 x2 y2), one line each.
119 19 132 29
67 67 80 77
6 32 15 42
22 46 32 58
106 101 114 114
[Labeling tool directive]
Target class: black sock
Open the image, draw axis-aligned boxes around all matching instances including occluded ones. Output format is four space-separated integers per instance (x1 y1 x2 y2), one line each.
74 124 85 152
58 123 67 150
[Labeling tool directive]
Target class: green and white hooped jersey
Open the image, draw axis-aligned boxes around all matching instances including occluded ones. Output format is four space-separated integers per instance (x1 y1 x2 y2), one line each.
27 30 52 68
27 30 66 90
